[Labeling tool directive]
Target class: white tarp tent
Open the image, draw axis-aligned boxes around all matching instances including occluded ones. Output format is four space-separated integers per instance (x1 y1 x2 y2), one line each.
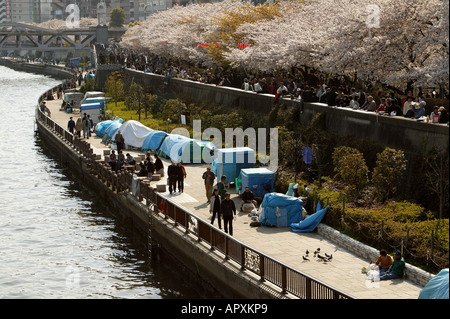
112 120 153 149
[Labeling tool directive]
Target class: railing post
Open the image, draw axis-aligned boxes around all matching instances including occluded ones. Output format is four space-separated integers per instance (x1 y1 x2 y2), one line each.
259 254 265 281
224 236 229 260
173 206 177 227
281 265 287 294
240 246 245 270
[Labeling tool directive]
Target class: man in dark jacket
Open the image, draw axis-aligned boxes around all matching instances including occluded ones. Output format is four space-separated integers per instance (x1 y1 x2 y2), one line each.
167 161 178 194
220 193 236 236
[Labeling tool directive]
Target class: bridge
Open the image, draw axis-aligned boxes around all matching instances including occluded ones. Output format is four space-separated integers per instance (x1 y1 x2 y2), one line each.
0 23 108 56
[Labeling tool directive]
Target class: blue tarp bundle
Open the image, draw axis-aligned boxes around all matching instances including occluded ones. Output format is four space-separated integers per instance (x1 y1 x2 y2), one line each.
142 130 168 151
260 193 303 227
95 118 123 137
418 269 449 299
240 168 274 198
290 201 327 233
81 102 102 111
102 120 122 142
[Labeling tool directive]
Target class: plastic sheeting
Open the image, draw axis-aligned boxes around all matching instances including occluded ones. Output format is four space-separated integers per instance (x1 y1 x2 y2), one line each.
290 202 328 233
418 269 449 299
102 121 122 143
260 193 303 227
240 168 274 198
159 134 215 163
114 120 153 149
94 118 123 137
141 130 168 151
212 148 255 184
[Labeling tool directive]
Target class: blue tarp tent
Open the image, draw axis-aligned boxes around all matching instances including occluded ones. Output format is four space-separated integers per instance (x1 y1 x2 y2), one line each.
260 193 303 227
240 168 274 198
290 202 328 233
102 120 122 143
83 97 106 108
141 130 168 151
95 118 123 137
212 147 255 184
418 269 449 299
159 134 216 163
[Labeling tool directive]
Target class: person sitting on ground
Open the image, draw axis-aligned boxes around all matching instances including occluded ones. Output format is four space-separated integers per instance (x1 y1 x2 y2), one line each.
429 106 441 123
439 107 449 123
374 250 393 274
349 95 359 109
387 98 403 116
240 186 258 211
375 98 387 113
126 153 136 165
109 150 117 171
137 162 148 177
361 95 377 112
117 150 125 170
379 251 405 281
154 154 164 177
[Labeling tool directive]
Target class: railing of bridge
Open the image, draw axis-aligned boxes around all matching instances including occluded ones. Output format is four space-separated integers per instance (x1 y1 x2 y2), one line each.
36 83 354 300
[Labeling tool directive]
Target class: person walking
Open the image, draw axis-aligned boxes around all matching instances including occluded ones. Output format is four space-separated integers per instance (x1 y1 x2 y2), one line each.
209 189 221 229
202 167 216 202
75 117 83 137
167 161 178 194
82 113 91 139
177 162 186 193
220 193 236 236
67 117 75 134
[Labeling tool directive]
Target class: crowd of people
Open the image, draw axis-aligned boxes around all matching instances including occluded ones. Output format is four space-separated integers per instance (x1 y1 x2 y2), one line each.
97 44 449 124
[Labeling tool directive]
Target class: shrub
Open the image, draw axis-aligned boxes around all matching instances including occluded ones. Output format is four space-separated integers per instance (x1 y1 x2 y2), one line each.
372 147 407 202
332 146 369 198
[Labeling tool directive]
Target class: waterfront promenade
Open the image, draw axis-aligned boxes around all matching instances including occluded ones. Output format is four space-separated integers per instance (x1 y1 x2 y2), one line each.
44 96 424 299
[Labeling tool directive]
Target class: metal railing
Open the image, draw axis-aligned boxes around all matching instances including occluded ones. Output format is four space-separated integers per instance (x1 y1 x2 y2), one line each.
35 84 354 300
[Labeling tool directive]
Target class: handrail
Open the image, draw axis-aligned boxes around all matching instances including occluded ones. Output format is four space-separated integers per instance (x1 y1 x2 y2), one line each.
35 82 354 300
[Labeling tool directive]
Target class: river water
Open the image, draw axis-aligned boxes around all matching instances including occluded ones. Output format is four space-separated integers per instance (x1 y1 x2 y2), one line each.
0 65 202 299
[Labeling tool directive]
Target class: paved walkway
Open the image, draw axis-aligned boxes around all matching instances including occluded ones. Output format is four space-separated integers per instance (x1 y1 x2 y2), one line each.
44 96 424 299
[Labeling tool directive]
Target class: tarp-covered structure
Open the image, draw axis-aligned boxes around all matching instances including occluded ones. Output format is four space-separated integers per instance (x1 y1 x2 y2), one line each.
240 168 274 198
418 269 449 299
102 120 122 143
290 201 328 233
141 130 168 151
95 118 123 137
211 147 255 184
260 193 303 227
158 134 216 163
116 120 153 149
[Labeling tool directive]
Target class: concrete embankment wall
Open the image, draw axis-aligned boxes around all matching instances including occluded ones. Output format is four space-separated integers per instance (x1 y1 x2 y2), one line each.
96 68 448 154
0 58 74 80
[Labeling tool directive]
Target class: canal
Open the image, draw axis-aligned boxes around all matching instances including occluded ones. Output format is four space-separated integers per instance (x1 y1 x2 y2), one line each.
0 65 203 299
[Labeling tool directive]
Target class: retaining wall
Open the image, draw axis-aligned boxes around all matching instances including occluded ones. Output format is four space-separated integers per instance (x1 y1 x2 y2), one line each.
95 68 449 155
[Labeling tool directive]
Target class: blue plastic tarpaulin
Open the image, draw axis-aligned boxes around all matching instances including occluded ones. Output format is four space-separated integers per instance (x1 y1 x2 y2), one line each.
260 193 303 227
418 269 449 299
240 168 274 198
303 147 313 164
102 120 122 142
290 202 327 233
141 130 168 151
95 118 123 137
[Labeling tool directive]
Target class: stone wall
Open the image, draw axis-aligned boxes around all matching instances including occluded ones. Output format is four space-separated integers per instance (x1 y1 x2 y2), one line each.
98 68 449 154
